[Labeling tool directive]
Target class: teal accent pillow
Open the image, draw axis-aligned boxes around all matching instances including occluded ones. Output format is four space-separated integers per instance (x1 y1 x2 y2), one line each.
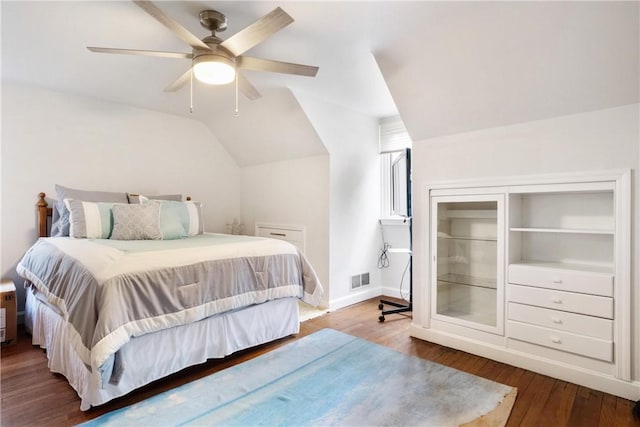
140 199 204 239
157 201 188 239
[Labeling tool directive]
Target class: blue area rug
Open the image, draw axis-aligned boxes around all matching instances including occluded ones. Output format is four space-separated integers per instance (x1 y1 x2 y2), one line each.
79 329 516 426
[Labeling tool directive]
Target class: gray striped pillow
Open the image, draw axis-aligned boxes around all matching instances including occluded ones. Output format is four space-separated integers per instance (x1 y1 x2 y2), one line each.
63 199 120 239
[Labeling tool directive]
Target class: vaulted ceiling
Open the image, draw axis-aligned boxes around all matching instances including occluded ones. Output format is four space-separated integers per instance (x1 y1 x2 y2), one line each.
2 1 638 166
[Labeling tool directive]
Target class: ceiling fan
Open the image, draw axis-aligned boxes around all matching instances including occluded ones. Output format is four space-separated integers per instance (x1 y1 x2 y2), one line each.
87 0 319 101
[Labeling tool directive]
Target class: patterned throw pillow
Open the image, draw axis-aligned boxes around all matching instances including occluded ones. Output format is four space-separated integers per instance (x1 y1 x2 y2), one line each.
110 203 162 240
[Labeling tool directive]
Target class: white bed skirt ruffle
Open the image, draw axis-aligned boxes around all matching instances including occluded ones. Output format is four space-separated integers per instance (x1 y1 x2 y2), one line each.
25 287 300 410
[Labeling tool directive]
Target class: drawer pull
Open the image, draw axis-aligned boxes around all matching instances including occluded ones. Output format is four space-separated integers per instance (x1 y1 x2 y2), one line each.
270 232 287 237
550 337 562 344
551 297 562 304
551 317 562 324
552 278 563 284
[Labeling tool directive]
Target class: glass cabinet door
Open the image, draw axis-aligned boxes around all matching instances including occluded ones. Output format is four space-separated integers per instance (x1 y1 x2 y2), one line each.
431 194 504 334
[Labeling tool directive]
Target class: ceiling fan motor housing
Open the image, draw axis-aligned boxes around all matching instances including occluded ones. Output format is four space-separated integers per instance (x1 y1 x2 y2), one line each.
193 35 236 69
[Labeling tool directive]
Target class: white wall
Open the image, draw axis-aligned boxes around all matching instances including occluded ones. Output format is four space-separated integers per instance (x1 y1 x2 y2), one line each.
1 82 241 312
411 104 639 380
295 92 382 310
240 155 330 307
379 221 412 300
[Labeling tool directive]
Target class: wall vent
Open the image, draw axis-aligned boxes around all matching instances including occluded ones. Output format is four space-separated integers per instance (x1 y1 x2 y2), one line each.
361 272 370 286
351 273 370 290
351 275 361 290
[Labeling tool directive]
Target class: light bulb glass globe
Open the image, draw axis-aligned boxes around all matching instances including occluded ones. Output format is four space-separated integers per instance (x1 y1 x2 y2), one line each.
193 59 235 85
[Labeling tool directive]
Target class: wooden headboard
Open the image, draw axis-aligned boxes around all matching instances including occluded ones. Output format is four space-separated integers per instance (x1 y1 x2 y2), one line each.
38 192 52 238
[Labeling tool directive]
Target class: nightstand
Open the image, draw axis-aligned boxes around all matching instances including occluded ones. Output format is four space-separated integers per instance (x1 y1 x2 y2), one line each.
1 280 17 345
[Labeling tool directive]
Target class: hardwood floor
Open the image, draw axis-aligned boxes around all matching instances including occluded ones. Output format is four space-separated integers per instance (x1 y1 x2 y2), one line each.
1 298 638 427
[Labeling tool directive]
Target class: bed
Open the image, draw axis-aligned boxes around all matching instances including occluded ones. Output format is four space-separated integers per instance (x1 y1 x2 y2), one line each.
18 189 323 410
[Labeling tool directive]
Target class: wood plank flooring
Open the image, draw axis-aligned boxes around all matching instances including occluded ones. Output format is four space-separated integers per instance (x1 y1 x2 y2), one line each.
1 298 638 427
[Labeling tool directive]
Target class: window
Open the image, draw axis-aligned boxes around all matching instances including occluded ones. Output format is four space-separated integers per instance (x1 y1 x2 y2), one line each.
379 116 412 219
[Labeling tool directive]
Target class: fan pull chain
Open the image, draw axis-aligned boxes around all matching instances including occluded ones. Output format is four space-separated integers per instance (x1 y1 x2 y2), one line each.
234 72 239 116
189 68 194 113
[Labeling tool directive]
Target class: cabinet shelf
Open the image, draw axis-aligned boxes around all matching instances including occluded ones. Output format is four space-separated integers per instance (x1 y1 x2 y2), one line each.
438 234 497 242
436 309 496 327
443 210 497 219
510 227 614 235
437 273 497 290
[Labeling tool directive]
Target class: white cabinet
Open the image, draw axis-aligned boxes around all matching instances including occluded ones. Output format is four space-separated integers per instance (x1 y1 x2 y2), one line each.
431 193 505 335
505 182 622 371
507 182 615 272
255 223 305 253
411 170 633 399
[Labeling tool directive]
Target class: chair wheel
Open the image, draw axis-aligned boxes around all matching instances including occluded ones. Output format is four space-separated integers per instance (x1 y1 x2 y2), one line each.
378 303 384 310
378 315 385 322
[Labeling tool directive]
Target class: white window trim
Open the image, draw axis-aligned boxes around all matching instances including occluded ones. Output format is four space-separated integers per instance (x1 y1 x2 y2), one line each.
379 115 412 220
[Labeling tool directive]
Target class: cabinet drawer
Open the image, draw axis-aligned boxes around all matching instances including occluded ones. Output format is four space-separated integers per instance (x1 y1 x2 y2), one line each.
509 264 613 297
255 225 305 252
507 284 613 319
508 320 613 362
508 302 612 340
257 227 304 242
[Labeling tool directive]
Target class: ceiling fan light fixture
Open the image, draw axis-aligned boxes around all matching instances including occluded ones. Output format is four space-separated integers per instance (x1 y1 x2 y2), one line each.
193 54 235 85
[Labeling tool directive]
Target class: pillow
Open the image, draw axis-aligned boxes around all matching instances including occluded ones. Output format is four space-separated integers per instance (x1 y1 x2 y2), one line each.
64 199 119 239
146 200 204 239
110 203 162 240
127 193 182 204
52 185 128 237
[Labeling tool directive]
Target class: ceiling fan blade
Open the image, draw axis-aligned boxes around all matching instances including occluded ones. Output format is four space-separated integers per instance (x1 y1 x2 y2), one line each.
220 7 294 57
237 73 262 100
132 0 210 51
87 47 192 59
164 68 192 92
239 56 318 77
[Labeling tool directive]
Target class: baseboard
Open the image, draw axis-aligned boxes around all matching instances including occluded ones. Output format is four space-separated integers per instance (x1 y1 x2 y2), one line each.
409 325 640 401
329 288 412 315
329 287 382 311
380 285 408 299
